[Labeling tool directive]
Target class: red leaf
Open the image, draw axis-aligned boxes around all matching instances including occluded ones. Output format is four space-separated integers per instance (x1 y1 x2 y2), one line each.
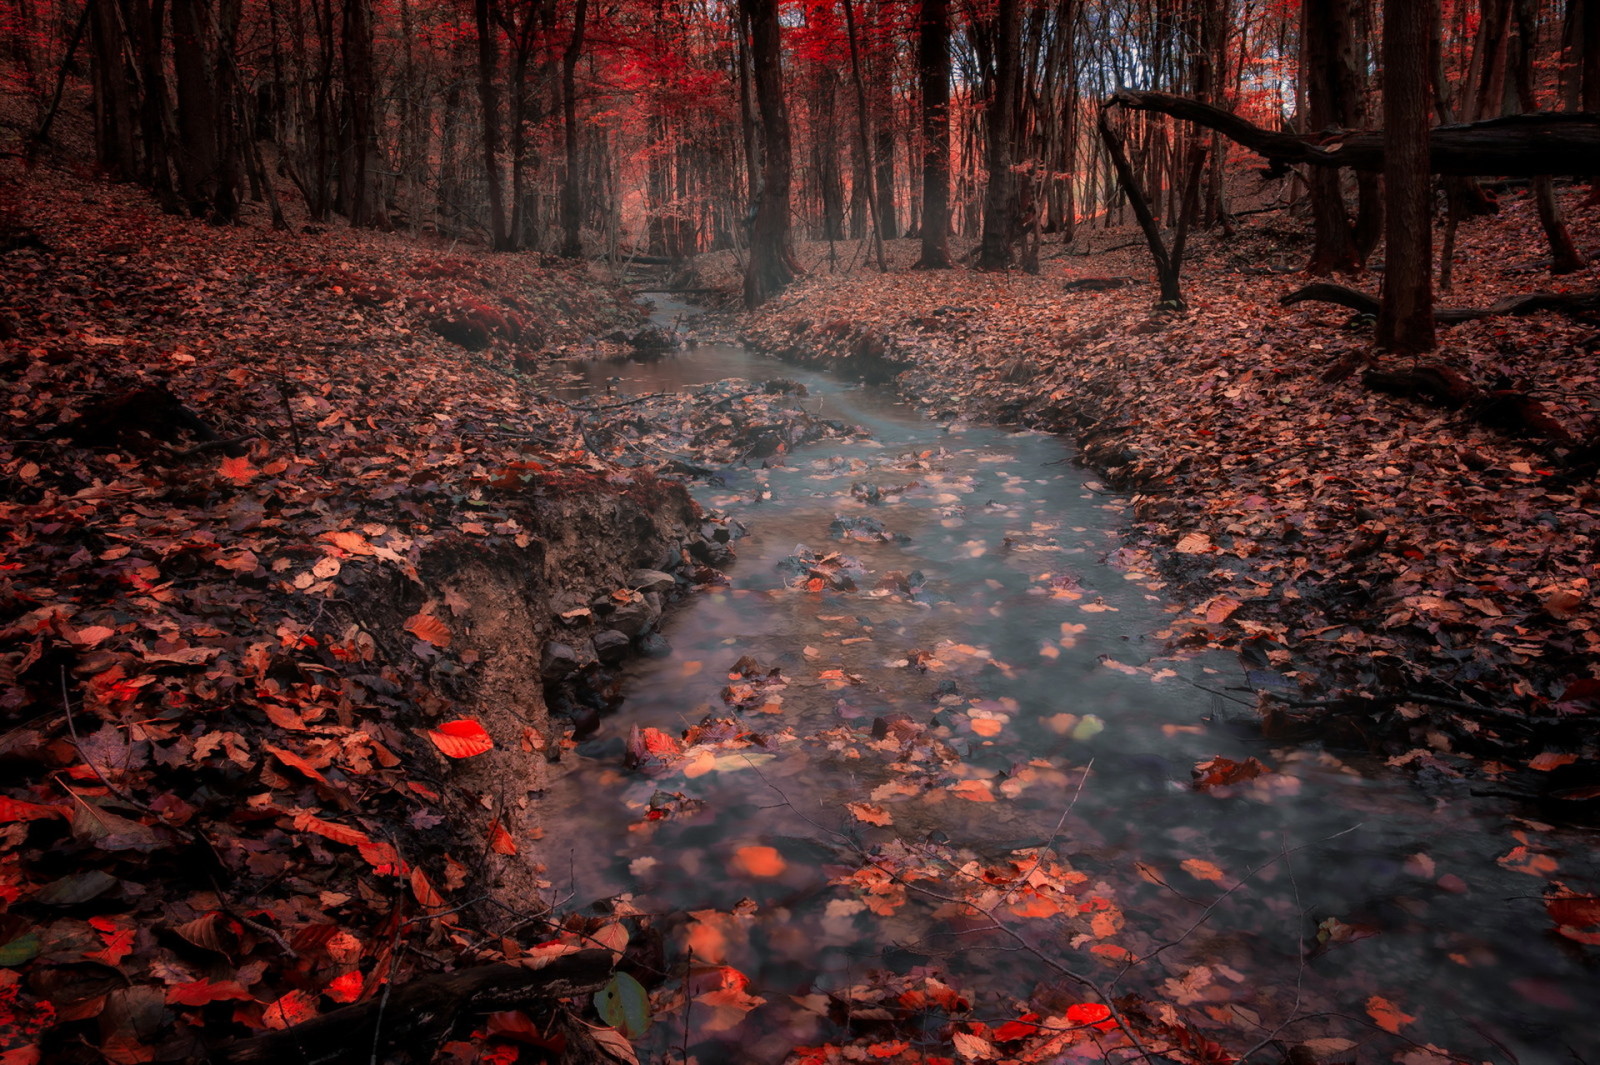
427 719 493 758
0 797 68 823
167 979 254 1006
218 455 258 484
487 818 517 856
293 811 372 847
324 971 363 1004
411 867 446 909
263 989 317 1029
1547 895 1600 929
264 743 330 783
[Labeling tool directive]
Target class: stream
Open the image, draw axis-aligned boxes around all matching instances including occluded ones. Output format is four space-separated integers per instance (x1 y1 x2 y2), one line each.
536 295 1599 1064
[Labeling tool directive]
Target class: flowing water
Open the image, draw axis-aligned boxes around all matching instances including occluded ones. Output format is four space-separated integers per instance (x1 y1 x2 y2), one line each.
536 295 1600 1064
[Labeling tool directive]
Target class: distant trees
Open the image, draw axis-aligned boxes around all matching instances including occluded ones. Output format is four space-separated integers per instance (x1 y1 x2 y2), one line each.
9 0 1596 312
1377 0 1437 353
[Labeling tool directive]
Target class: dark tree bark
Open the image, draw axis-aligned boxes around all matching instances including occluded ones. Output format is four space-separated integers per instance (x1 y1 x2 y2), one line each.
1301 0 1363 274
1510 0 1586 273
1098 103 1185 307
741 0 799 307
842 0 886 271
1106 90 1600 177
341 0 385 228
475 0 512 250
976 0 1019 270
559 0 589 258
171 0 241 221
1377 0 1436 353
914 0 952 269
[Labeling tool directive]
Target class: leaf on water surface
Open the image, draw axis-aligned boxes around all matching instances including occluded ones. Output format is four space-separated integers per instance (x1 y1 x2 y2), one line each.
592 921 630 960
1365 995 1414 1034
1529 751 1578 771
947 780 995 803
427 718 493 758
1175 532 1212 554
846 802 893 826
1191 755 1271 791
1180 859 1226 883
732 845 786 877
594 972 651 1039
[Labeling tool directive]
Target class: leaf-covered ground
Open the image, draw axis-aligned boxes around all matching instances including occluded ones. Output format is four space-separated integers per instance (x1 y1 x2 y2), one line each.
0 162 803 1063
732 189 1600 795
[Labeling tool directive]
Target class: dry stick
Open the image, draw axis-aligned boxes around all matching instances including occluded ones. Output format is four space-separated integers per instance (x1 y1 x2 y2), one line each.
1230 837 1310 1063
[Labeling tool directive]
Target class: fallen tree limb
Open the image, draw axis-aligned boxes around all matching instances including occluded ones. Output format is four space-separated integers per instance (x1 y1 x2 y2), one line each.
1107 91 1600 177
1280 282 1600 324
212 949 615 1065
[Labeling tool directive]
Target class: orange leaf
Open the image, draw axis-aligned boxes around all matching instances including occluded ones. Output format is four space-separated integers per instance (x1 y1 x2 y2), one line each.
1065 1002 1116 1030
263 989 317 1030
411 867 446 909
404 612 451 648
732 845 786 878
427 719 493 758
1530 752 1578 772
487 818 518 855
293 811 372 847
1181 858 1226 882
947 779 995 803
1365 995 1414 1034
218 454 258 484
845 801 893 826
264 743 329 783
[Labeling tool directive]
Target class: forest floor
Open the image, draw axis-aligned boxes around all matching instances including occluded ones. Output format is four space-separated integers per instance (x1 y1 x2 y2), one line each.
5 141 1600 1065
710 190 1600 799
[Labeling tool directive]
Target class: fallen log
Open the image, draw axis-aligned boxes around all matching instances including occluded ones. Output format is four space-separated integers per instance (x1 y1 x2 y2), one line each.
1107 90 1600 177
1280 283 1600 324
212 949 615 1065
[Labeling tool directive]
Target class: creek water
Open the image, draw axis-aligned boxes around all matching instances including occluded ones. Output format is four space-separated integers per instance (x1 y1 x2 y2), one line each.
536 295 1599 1064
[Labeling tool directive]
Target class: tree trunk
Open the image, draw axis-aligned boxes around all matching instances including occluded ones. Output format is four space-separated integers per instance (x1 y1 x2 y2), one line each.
842 0 886 271
1377 0 1436 354
342 0 384 228
1301 0 1362 274
1098 104 1183 307
1511 0 1586 273
475 0 512 250
559 0 588 258
976 0 1019 270
914 0 952 269
741 0 798 307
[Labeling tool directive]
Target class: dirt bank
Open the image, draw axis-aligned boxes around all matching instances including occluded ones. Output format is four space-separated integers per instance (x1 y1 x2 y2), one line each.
0 162 729 1062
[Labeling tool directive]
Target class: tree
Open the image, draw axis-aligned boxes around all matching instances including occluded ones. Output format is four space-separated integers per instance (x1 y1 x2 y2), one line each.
475 0 513 251
741 0 800 306
559 0 590 258
976 0 1020 271
914 0 952 269
1377 0 1436 354
1300 0 1364 274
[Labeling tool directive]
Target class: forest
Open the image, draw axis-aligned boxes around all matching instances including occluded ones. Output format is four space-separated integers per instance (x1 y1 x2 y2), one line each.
2 0 1600 1063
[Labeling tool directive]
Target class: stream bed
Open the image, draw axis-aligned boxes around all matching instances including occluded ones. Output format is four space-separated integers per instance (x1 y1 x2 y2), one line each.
534 296 1599 1064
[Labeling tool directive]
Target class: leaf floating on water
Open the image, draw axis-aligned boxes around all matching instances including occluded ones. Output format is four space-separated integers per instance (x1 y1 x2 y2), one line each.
1180 858 1226 883
845 802 893 826
1191 755 1271 791
1070 715 1104 741
595 971 652 1039
732 845 786 878
1365 994 1415 1034
1175 532 1212 554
